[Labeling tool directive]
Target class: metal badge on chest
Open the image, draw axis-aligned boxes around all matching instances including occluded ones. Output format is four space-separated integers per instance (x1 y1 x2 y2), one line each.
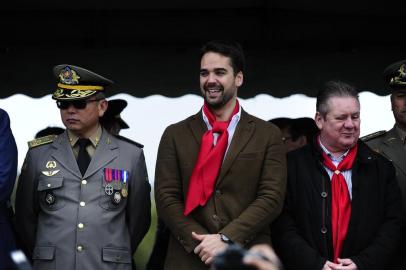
103 168 129 205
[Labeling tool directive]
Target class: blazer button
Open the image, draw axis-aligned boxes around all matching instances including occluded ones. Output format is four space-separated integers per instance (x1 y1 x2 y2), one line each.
321 227 327 234
321 192 328 198
215 189 222 196
212 214 218 221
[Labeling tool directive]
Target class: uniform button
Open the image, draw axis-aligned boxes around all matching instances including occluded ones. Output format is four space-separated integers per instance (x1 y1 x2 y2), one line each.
47 183 51 188
77 245 83 252
321 192 328 198
81 179 87 185
215 189 222 195
80 201 86 207
78 223 84 229
321 227 327 234
212 214 218 220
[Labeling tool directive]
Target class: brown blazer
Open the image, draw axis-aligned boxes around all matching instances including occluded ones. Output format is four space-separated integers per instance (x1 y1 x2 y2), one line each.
155 109 287 270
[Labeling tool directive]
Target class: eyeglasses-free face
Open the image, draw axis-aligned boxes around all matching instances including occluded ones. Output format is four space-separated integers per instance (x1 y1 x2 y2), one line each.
56 98 103 110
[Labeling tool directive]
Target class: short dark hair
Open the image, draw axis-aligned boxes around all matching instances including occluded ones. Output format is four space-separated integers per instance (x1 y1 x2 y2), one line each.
316 81 359 117
200 40 245 75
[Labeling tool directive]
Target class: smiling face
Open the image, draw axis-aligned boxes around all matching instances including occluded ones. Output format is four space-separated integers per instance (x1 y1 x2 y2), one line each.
60 97 108 138
391 90 406 131
199 52 243 110
315 96 360 154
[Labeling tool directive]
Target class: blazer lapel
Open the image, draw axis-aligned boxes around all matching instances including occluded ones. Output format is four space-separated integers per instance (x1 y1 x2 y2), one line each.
380 129 406 176
216 110 255 185
51 132 82 179
84 130 118 179
188 111 207 146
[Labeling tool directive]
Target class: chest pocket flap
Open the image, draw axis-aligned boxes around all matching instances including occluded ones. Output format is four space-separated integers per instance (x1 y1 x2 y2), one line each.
102 247 132 264
38 176 64 191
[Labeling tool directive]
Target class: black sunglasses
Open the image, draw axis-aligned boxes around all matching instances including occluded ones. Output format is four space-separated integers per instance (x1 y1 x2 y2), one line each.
56 98 103 110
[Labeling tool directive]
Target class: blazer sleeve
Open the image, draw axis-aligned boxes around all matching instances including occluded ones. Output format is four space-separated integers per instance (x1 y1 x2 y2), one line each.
0 109 17 203
350 159 402 270
155 126 209 253
14 150 39 258
219 125 287 246
272 154 327 270
126 150 151 253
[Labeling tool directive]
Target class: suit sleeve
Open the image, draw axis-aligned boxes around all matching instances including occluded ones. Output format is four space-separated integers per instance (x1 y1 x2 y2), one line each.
0 110 17 203
155 126 209 253
126 150 151 253
272 155 327 270
14 150 39 258
350 160 402 270
219 126 287 246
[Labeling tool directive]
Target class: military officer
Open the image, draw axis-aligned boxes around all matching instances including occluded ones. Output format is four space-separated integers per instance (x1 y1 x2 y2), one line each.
363 59 406 269
14 64 151 270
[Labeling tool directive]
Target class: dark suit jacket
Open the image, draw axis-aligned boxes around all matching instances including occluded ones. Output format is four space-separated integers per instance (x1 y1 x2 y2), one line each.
273 140 402 270
15 129 151 270
0 109 18 270
155 109 287 270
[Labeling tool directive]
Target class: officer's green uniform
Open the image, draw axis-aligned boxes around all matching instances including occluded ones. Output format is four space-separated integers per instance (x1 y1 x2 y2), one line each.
362 59 406 270
14 65 151 270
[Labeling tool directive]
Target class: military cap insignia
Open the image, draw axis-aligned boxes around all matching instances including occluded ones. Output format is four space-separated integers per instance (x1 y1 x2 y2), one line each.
59 66 80 85
28 135 56 149
390 64 406 86
42 160 60 176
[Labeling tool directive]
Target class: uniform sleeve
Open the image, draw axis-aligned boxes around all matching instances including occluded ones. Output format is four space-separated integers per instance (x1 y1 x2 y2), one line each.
14 150 39 258
0 110 17 203
155 127 209 253
219 126 287 246
126 150 151 253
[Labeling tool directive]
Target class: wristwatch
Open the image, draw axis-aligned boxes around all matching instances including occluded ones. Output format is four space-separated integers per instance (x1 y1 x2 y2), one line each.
219 233 233 244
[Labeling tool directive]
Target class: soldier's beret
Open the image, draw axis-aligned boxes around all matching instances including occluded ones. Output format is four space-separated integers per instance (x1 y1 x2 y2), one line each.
383 60 406 91
52 64 113 101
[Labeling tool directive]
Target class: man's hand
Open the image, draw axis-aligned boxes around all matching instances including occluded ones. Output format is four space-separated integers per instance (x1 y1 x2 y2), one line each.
192 232 228 265
322 259 357 270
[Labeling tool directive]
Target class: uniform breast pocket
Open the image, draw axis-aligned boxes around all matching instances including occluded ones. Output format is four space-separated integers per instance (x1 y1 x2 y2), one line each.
98 180 127 211
37 176 66 211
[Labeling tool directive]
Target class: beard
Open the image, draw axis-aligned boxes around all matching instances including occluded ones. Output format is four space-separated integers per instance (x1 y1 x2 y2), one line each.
203 83 234 109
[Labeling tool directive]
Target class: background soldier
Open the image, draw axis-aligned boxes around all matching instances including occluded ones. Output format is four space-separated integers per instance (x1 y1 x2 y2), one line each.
14 64 151 270
363 59 406 269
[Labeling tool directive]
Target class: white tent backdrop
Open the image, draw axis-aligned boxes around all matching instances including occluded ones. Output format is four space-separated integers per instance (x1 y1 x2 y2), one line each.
0 92 394 182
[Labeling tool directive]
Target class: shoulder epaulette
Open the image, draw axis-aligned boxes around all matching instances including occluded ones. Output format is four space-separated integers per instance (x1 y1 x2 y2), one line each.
361 130 387 142
114 134 144 149
28 135 57 149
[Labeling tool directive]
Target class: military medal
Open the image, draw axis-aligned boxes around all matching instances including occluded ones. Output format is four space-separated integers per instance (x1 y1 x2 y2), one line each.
111 181 122 190
112 191 122 204
105 184 114 196
121 170 129 198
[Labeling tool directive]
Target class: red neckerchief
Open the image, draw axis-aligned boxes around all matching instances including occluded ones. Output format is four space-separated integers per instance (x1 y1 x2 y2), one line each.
184 100 240 216
320 137 358 262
